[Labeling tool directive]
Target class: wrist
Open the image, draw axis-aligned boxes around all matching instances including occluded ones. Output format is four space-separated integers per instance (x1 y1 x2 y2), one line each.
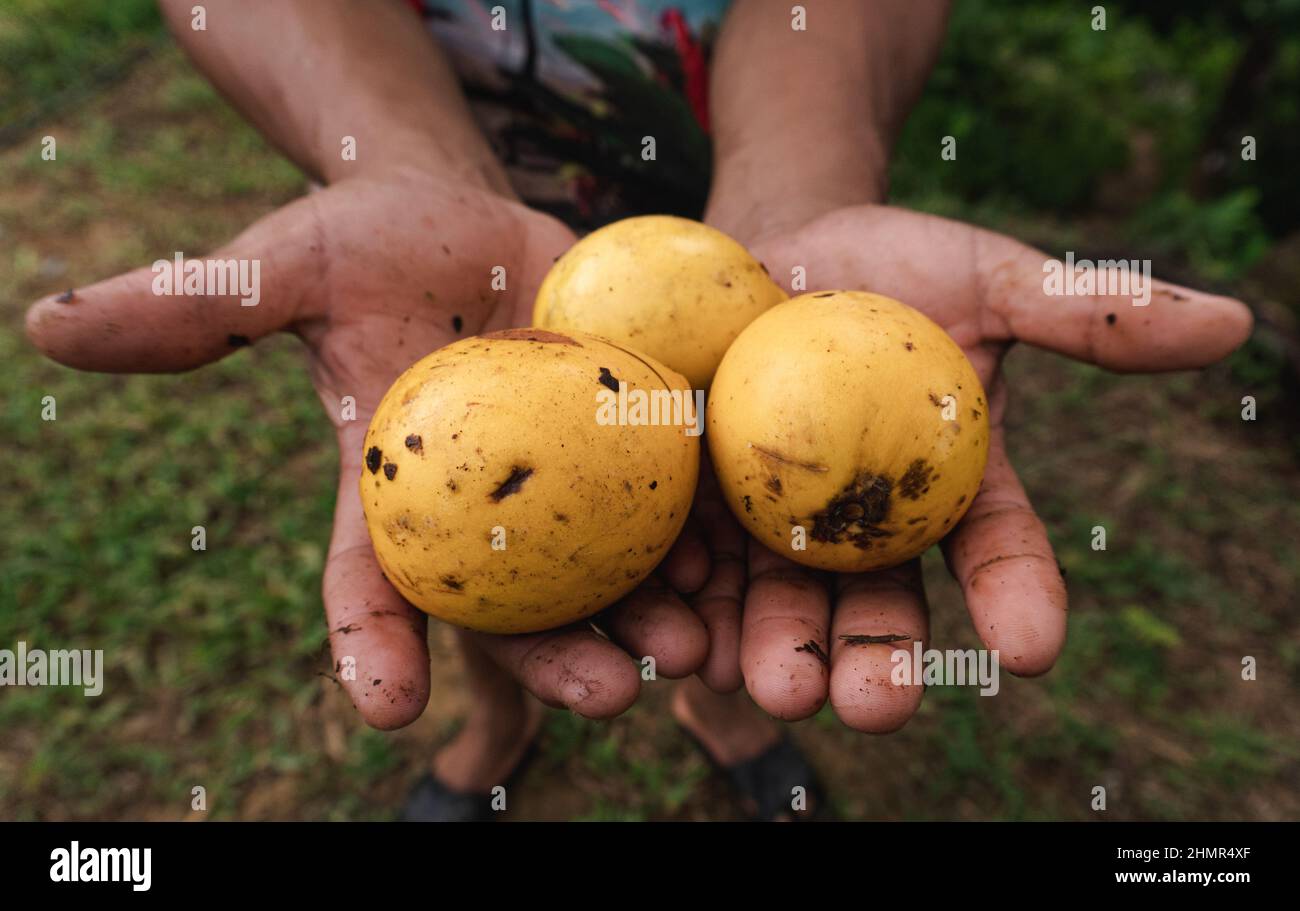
704 128 889 247
318 123 514 199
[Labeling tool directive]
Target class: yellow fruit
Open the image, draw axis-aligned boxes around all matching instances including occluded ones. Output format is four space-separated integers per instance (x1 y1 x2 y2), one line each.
533 215 787 390
707 291 989 572
360 328 699 634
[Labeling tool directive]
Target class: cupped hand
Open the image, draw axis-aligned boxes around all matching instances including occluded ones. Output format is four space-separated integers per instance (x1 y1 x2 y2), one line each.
26 168 711 729
696 203 1252 732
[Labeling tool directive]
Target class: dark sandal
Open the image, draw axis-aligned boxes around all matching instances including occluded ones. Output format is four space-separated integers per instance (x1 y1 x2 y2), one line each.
399 742 537 822
684 730 834 821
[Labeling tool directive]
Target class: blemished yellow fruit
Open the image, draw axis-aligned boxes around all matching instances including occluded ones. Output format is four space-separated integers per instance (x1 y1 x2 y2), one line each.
533 215 787 390
360 328 699 634
707 291 990 572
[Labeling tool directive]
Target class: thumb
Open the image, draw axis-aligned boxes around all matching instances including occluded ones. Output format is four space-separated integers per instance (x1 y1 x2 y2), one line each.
976 229 1254 372
25 193 324 373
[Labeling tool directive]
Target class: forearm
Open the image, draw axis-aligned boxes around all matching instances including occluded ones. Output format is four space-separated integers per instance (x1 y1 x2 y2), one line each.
159 0 510 193
705 0 950 242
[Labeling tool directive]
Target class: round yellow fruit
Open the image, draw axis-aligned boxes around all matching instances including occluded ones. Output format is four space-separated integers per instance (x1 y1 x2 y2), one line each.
533 215 787 390
360 328 699 634
707 291 989 572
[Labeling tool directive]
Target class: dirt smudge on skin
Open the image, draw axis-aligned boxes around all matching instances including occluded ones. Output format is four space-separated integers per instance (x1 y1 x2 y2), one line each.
55 289 76 303
795 640 830 666
365 447 383 474
839 633 912 646
811 472 894 548
490 465 534 501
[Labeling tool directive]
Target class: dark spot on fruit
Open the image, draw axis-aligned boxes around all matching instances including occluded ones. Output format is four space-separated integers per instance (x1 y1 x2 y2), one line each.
898 459 933 500
957 494 967 506
405 434 423 454
765 475 783 495
742 495 753 513
972 409 981 419
446 478 458 492
439 574 464 591
813 292 835 299
759 262 770 275
811 473 894 548
55 289 76 303
1106 313 1117 325
227 334 251 347
383 463 398 480
365 447 383 474
928 393 943 407
554 512 568 522
795 640 829 666
598 367 620 392
452 315 463 332
649 480 658 490
906 516 926 525
490 465 534 501
905 341 915 351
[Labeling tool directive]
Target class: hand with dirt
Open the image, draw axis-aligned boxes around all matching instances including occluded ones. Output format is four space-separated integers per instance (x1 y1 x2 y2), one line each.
695 203 1253 731
25 169 714 729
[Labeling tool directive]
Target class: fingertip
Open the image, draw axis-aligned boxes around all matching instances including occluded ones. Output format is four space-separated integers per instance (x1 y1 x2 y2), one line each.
349 674 432 731
603 586 709 678
968 565 1067 678
829 649 924 734
743 659 826 721
644 613 709 679
1211 294 1255 358
563 660 641 719
25 296 71 363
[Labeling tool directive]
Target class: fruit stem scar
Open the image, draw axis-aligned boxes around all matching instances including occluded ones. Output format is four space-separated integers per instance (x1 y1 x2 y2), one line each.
489 465 534 501
749 443 829 473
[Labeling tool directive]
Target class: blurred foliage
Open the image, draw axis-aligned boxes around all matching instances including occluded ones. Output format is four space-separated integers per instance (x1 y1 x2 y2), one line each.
0 0 162 136
890 0 1298 281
